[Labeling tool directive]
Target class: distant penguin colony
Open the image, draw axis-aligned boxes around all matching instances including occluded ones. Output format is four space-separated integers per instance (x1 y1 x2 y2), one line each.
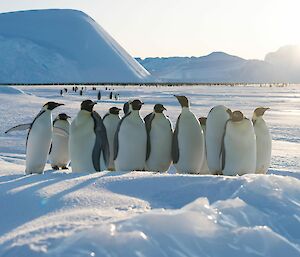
5 86 272 176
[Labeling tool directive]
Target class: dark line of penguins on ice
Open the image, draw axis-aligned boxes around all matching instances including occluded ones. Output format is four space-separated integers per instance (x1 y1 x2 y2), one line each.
4 92 271 176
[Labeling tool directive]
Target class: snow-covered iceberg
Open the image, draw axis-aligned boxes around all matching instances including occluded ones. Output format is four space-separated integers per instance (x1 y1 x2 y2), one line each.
0 9 152 84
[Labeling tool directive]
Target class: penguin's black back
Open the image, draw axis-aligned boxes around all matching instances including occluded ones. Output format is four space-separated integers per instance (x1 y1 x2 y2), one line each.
220 119 230 171
91 111 109 171
113 112 131 160
144 112 155 161
172 114 181 164
26 110 46 148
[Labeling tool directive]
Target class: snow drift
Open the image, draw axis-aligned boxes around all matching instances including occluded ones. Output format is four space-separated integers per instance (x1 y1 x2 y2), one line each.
0 9 151 83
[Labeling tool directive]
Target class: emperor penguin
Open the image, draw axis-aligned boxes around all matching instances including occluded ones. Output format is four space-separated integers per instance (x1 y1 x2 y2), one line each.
172 95 205 174
49 113 71 170
69 100 109 173
144 104 173 172
206 105 232 175
5 102 64 174
222 110 256 176
252 107 272 174
114 99 147 171
199 117 210 174
103 107 122 171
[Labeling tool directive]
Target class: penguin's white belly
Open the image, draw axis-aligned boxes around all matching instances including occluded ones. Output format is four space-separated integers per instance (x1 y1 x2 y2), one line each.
146 119 172 172
26 113 52 174
103 116 120 170
255 123 272 174
70 119 96 173
206 106 230 174
49 122 70 167
175 115 204 174
115 119 146 171
223 121 256 176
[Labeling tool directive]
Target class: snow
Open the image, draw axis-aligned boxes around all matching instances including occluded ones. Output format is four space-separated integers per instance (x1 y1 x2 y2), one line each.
0 84 299 256
0 9 151 83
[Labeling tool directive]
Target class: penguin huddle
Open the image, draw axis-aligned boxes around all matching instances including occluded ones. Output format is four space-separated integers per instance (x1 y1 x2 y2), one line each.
5 96 272 176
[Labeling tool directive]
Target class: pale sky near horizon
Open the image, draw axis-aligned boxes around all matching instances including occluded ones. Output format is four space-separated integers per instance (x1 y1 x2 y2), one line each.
0 0 299 60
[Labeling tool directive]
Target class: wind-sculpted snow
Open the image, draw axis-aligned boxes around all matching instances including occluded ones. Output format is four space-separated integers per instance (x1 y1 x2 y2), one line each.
0 171 299 257
0 84 299 256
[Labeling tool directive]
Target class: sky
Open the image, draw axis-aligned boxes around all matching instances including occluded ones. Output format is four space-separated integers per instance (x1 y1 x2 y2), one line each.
0 0 300 60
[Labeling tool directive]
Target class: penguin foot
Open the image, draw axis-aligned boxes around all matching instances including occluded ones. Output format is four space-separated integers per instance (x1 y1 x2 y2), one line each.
52 166 59 170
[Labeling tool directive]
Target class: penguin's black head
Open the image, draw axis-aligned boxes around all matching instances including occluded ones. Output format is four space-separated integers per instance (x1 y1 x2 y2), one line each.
130 99 144 111
199 117 207 126
154 104 166 113
44 102 64 110
254 107 270 117
174 95 189 108
123 101 130 115
81 100 97 112
109 107 122 115
231 111 244 122
58 113 71 120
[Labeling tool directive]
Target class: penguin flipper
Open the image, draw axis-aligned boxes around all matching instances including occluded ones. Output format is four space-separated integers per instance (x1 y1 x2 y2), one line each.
91 111 103 171
99 118 110 167
220 120 229 171
172 114 181 164
49 143 53 154
123 102 130 115
53 127 69 137
5 123 31 134
144 113 155 161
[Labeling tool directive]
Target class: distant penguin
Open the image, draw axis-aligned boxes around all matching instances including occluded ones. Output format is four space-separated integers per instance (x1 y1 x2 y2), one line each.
252 107 271 174
222 110 256 176
49 113 71 170
103 107 121 171
199 117 210 174
172 95 205 174
206 105 231 175
144 104 173 172
69 100 109 173
5 102 64 174
114 99 147 171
